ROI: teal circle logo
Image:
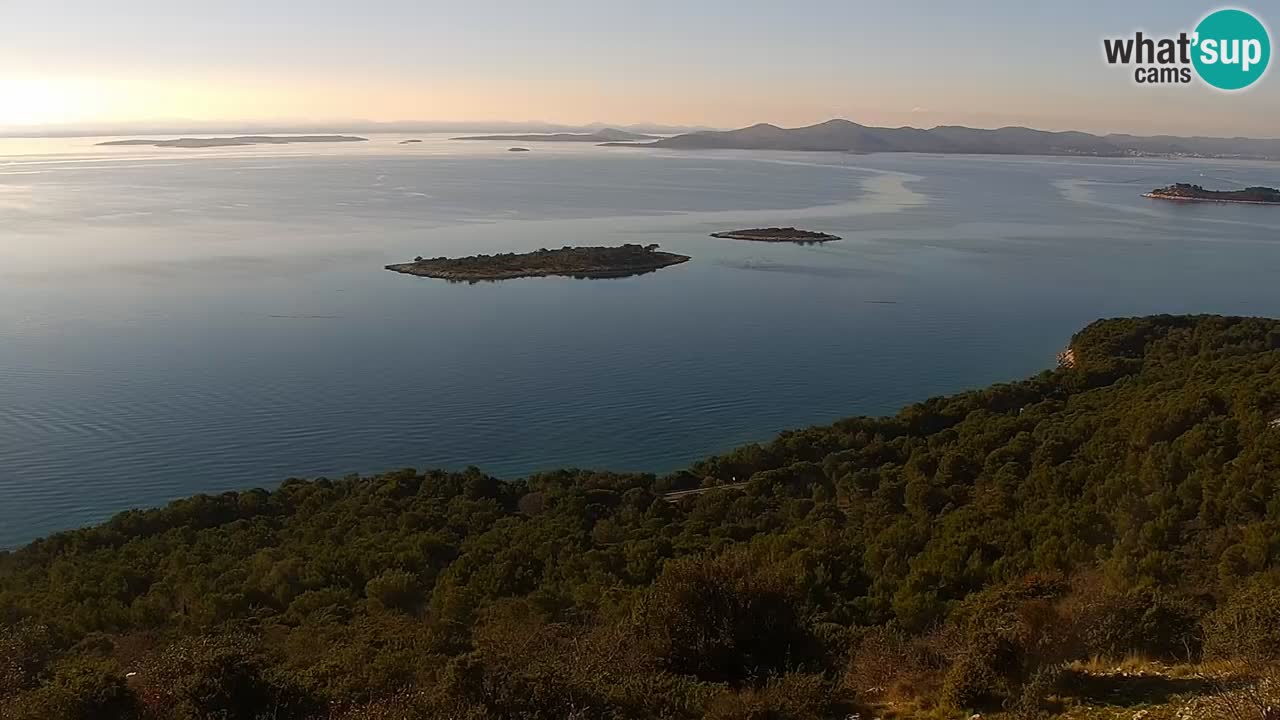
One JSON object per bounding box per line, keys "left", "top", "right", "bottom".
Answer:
{"left": 1193, "top": 9, "right": 1271, "bottom": 90}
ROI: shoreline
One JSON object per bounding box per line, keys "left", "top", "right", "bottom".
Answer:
{"left": 1142, "top": 193, "right": 1280, "bottom": 206}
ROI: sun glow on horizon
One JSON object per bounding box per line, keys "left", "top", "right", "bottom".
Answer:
{"left": 0, "top": 77, "right": 111, "bottom": 127}
{"left": 0, "top": 73, "right": 329, "bottom": 130}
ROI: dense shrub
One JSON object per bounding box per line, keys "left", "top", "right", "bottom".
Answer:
{"left": 3, "top": 657, "right": 141, "bottom": 720}
{"left": 365, "top": 571, "right": 422, "bottom": 614}
{"left": 1005, "top": 666, "right": 1062, "bottom": 720}
{"left": 1204, "top": 576, "right": 1280, "bottom": 662}
{"left": 134, "top": 634, "right": 317, "bottom": 720}
{"left": 939, "top": 577, "right": 1071, "bottom": 712}
{"left": 1073, "top": 588, "right": 1203, "bottom": 661}
{"left": 0, "top": 622, "right": 56, "bottom": 699}
{"left": 634, "top": 550, "right": 821, "bottom": 683}
{"left": 941, "top": 651, "right": 1008, "bottom": 712}
{"left": 843, "top": 625, "right": 943, "bottom": 700}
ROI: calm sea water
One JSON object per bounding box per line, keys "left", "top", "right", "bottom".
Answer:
{"left": 3, "top": 134, "right": 1280, "bottom": 547}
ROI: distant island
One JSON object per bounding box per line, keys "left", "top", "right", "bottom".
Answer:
{"left": 1144, "top": 183, "right": 1280, "bottom": 204}
{"left": 711, "top": 227, "right": 841, "bottom": 244}
{"left": 452, "top": 128, "right": 658, "bottom": 143}
{"left": 508, "top": 147, "right": 531, "bottom": 152}
{"left": 398, "top": 139, "right": 422, "bottom": 144}
{"left": 385, "top": 244, "right": 690, "bottom": 282}
{"left": 97, "top": 135, "right": 368, "bottom": 149}
{"left": 602, "top": 119, "right": 1280, "bottom": 160}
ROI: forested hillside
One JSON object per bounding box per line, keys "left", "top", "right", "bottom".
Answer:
{"left": 5, "top": 314, "right": 1280, "bottom": 719}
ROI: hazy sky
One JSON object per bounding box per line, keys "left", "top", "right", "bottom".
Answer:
{"left": 4, "top": 0, "right": 1277, "bottom": 136}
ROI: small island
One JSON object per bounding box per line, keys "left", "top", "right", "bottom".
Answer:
{"left": 1144, "top": 183, "right": 1280, "bottom": 205}
{"left": 710, "top": 227, "right": 841, "bottom": 244}
{"left": 97, "top": 135, "right": 368, "bottom": 149}
{"left": 398, "top": 139, "right": 423, "bottom": 144}
{"left": 508, "top": 147, "right": 531, "bottom": 152}
{"left": 385, "top": 244, "right": 691, "bottom": 282}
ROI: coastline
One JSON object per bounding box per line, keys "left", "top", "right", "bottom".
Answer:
{"left": 1142, "top": 193, "right": 1280, "bottom": 206}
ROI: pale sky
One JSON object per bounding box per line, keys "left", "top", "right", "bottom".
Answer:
{"left": 3, "top": 0, "right": 1278, "bottom": 136}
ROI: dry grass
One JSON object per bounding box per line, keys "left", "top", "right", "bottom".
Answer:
{"left": 1194, "top": 659, "right": 1280, "bottom": 720}
{"left": 1048, "top": 657, "right": 1280, "bottom": 720}
{"left": 1067, "top": 653, "right": 1163, "bottom": 676}
{"left": 845, "top": 640, "right": 1280, "bottom": 720}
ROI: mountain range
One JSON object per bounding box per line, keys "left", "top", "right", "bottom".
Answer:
{"left": 452, "top": 128, "right": 658, "bottom": 143}
{"left": 615, "top": 119, "right": 1280, "bottom": 160}
{"left": 0, "top": 121, "right": 710, "bottom": 139}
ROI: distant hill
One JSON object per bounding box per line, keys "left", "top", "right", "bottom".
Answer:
{"left": 452, "top": 128, "right": 658, "bottom": 143}
{"left": 4, "top": 121, "right": 714, "bottom": 139}
{"left": 97, "top": 135, "right": 368, "bottom": 148}
{"left": 634, "top": 119, "right": 1280, "bottom": 160}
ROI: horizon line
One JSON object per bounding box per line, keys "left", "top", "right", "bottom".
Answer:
{"left": 5, "top": 118, "right": 1280, "bottom": 143}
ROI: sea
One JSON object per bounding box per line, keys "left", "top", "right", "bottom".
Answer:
{"left": 3, "top": 133, "right": 1280, "bottom": 547}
